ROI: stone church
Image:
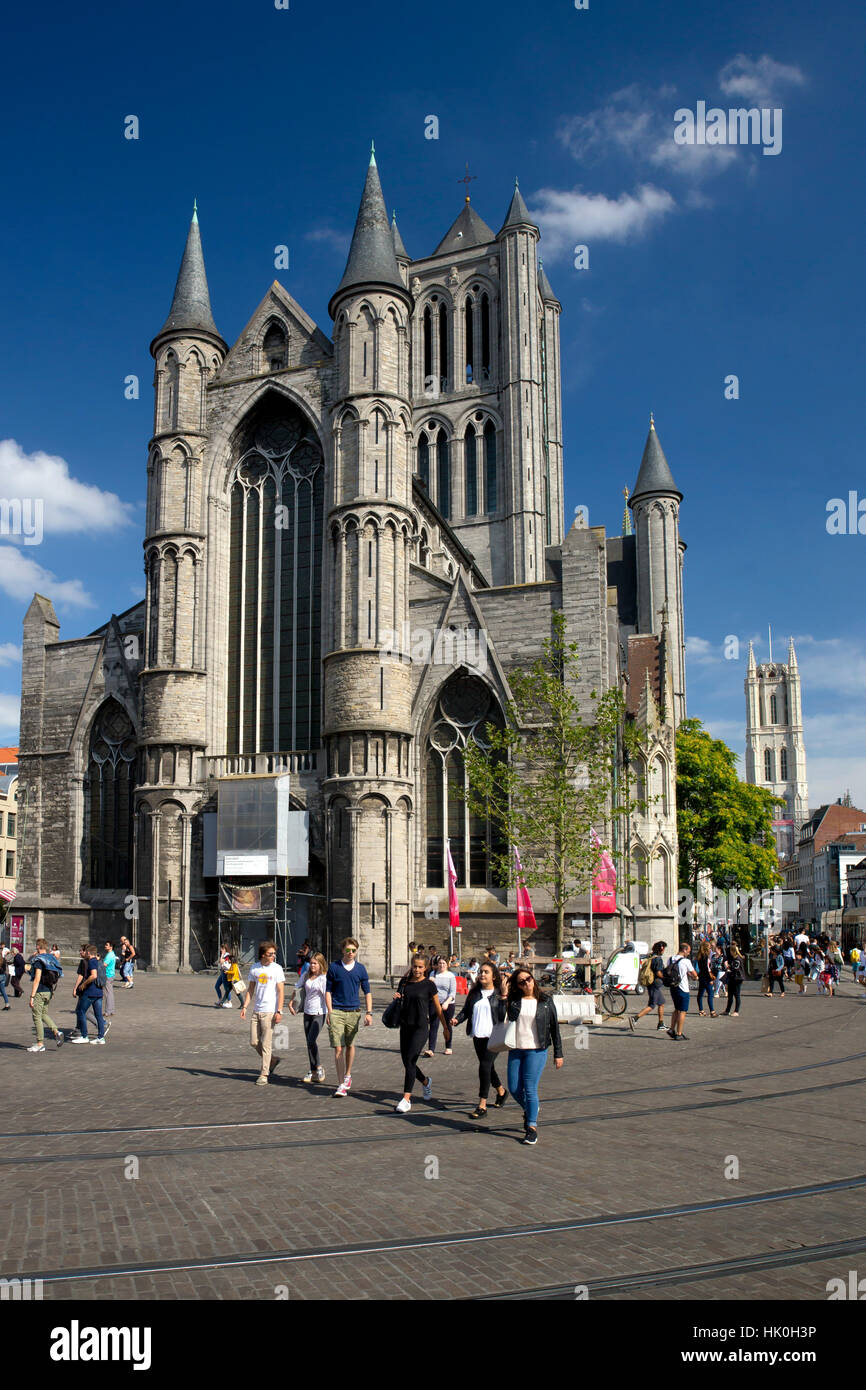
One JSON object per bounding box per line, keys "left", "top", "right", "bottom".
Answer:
{"left": 17, "top": 151, "right": 687, "bottom": 975}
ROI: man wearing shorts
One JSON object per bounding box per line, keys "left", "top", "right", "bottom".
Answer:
{"left": 325, "top": 937, "right": 372, "bottom": 1097}
{"left": 628, "top": 939, "right": 667, "bottom": 1033}
{"left": 667, "top": 942, "right": 697, "bottom": 1041}
{"left": 240, "top": 941, "right": 285, "bottom": 1086}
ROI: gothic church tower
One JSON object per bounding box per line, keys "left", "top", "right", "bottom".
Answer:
{"left": 745, "top": 637, "right": 809, "bottom": 862}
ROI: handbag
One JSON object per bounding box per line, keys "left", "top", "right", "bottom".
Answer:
{"left": 382, "top": 995, "right": 403, "bottom": 1029}
{"left": 487, "top": 1019, "right": 509, "bottom": 1053}
{"left": 232, "top": 979, "right": 246, "bottom": 999}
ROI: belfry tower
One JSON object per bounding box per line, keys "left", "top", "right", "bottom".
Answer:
{"left": 745, "top": 637, "right": 809, "bottom": 862}
{"left": 322, "top": 150, "right": 415, "bottom": 975}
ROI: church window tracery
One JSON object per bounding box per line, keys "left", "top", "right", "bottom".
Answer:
{"left": 764, "top": 748, "right": 774, "bottom": 781}
{"left": 424, "top": 674, "right": 505, "bottom": 889}
{"left": 87, "top": 702, "right": 136, "bottom": 890}
{"left": 780, "top": 747, "right": 788, "bottom": 780}
{"left": 484, "top": 420, "right": 497, "bottom": 512}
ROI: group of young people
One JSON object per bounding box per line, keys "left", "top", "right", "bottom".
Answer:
{"left": 628, "top": 937, "right": 750, "bottom": 1039}
{"left": 6, "top": 935, "right": 137, "bottom": 1051}
{"left": 231, "top": 936, "right": 563, "bottom": 1144}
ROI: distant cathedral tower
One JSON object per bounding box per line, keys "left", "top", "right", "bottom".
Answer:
{"left": 744, "top": 637, "right": 809, "bottom": 861}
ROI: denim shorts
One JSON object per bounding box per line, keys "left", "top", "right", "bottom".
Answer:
{"left": 670, "top": 986, "right": 690, "bottom": 1011}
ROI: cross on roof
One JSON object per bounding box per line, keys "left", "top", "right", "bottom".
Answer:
{"left": 458, "top": 162, "right": 477, "bottom": 192}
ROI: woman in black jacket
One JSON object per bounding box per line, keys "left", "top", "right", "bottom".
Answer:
{"left": 454, "top": 961, "right": 508, "bottom": 1118}
{"left": 506, "top": 968, "right": 563, "bottom": 1145}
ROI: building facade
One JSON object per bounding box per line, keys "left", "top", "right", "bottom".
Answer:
{"left": 16, "top": 154, "right": 687, "bottom": 973}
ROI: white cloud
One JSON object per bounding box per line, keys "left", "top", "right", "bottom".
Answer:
{"left": 0, "top": 439, "right": 135, "bottom": 541}
{"left": 0, "top": 546, "right": 94, "bottom": 609}
{"left": 305, "top": 226, "right": 350, "bottom": 255}
{"left": 0, "top": 643, "right": 21, "bottom": 666}
{"left": 0, "top": 694, "right": 20, "bottom": 734}
{"left": 685, "top": 635, "right": 720, "bottom": 665}
{"left": 530, "top": 184, "right": 675, "bottom": 258}
{"left": 718, "top": 54, "right": 806, "bottom": 107}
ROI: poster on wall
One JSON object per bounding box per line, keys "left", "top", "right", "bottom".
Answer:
{"left": 219, "top": 882, "right": 275, "bottom": 917}
{"left": 9, "top": 914, "right": 24, "bottom": 950}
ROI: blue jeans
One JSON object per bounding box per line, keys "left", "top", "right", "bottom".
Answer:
{"left": 697, "top": 981, "right": 715, "bottom": 1011}
{"left": 215, "top": 971, "right": 231, "bottom": 1002}
{"left": 76, "top": 993, "right": 105, "bottom": 1039}
{"left": 0, "top": 974, "right": 7, "bottom": 1005}
{"left": 507, "top": 1048, "right": 548, "bottom": 1128}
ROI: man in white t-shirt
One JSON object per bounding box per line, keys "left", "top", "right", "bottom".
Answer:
{"left": 240, "top": 941, "right": 285, "bottom": 1086}
{"left": 794, "top": 930, "right": 810, "bottom": 948}
{"left": 667, "top": 942, "right": 697, "bottom": 1041}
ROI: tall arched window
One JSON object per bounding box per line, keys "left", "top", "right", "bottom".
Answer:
{"left": 764, "top": 748, "right": 774, "bottom": 781}
{"left": 464, "top": 426, "right": 477, "bottom": 515}
{"left": 425, "top": 674, "right": 505, "bottom": 889}
{"left": 263, "top": 322, "right": 287, "bottom": 371}
{"left": 465, "top": 297, "right": 474, "bottom": 382}
{"left": 484, "top": 420, "right": 497, "bottom": 512}
{"left": 227, "top": 396, "right": 324, "bottom": 754}
{"left": 436, "top": 430, "right": 450, "bottom": 518}
{"left": 481, "top": 293, "right": 491, "bottom": 377}
{"left": 417, "top": 433, "right": 430, "bottom": 489}
{"left": 633, "top": 848, "right": 649, "bottom": 908}
{"left": 88, "top": 702, "right": 136, "bottom": 890}
{"left": 438, "top": 302, "right": 448, "bottom": 385}
{"left": 769, "top": 693, "right": 778, "bottom": 724}
{"left": 780, "top": 747, "right": 788, "bottom": 780}
{"left": 423, "top": 306, "right": 432, "bottom": 384}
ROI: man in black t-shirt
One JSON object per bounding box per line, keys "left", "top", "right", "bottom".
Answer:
{"left": 628, "top": 940, "right": 668, "bottom": 1033}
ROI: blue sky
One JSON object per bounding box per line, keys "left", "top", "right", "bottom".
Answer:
{"left": 1, "top": 0, "right": 864, "bottom": 806}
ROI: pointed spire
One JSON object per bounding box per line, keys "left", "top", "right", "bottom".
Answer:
{"left": 329, "top": 150, "right": 407, "bottom": 316}
{"left": 391, "top": 209, "right": 410, "bottom": 261}
{"left": 153, "top": 206, "right": 222, "bottom": 348}
{"left": 629, "top": 416, "right": 682, "bottom": 504}
{"left": 537, "top": 258, "right": 560, "bottom": 306}
{"left": 432, "top": 201, "right": 496, "bottom": 257}
{"left": 622, "top": 485, "right": 632, "bottom": 536}
{"left": 747, "top": 640, "right": 756, "bottom": 674}
{"left": 637, "top": 667, "right": 660, "bottom": 731}
{"left": 498, "top": 178, "right": 537, "bottom": 235}
{"left": 787, "top": 636, "right": 798, "bottom": 670}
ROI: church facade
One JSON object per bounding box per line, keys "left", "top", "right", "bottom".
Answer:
{"left": 17, "top": 153, "right": 687, "bottom": 974}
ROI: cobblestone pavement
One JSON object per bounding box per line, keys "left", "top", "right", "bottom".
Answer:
{"left": 1, "top": 974, "right": 864, "bottom": 1301}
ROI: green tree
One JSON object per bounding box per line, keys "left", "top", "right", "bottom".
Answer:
{"left": 676, "top": 717, "right": 781, "bottom": 907}
{"left": 463, "top": 610, "right": 643, "bottom": 966}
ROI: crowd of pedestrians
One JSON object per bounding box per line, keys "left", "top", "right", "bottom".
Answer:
{"left": 0, "top": 935, "right": 136, "bottom": 1052}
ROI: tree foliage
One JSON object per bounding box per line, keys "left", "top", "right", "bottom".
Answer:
{"left": 676, "top": 717, "right": 781, "bottom": 894}
{"left": 463, "top": 610, "right": 642, "bottom": 961}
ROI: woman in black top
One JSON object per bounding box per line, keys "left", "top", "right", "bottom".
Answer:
{"left": 393, "top": 955, "right": 452, "bottom": 1113}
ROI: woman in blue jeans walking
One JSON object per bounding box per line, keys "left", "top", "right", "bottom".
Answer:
{"left": 505, "top": 968, "right": 563, "bottom": 1146}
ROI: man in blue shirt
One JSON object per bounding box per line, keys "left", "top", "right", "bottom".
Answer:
{"left": 325, "top": 937, "right": 373, "bottom": 1097}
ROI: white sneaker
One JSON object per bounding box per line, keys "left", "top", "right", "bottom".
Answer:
{"left": 422, "top": 1077, "right": 433, "bottom": 1100}
{"left": 70, "top": 1036, "right": 89, "bottom": 1044}
{"left": 221, "top": 1001, "right": 233, "bottom": 1009}
{"left": 334, "top": 1082, "right": 348, "bottom": 1097}
{"left": 26, "top": 1043, "right": 45, "bottom": 1053}
{"left": 89, "top": 1037, "right": 106, "bottom": 1045}
{"left": 395, "top": 1098, "right": 411, "bottom": 1113}
{"left": 315, "top": 1066, "right": 326, "bottom": 1082}
{"left": 302, "top": 1071, "right": 313, "bottom": 1083}
{"left": 342, "top": 1073, "right": 352, "bottom": 1091}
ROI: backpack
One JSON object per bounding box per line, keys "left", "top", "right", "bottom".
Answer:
{"left": 95, "top": 959, "right": 108, "bottom": 989}
{"left": 35, "top": 955, "right": 63, "bottom": 994}
{"left": 638, "top": 957, "right": 656, "bottom": 987}
{"left": 662, "top": 956, "right": 681, "bottom": 988}
{"left": 729, "top": 955, "right": 745, "bottom": 981}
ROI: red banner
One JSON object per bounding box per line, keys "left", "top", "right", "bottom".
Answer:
{"left": 446, "top": 841, "right": 460, "bottom": 930}
{"left": 591, "top": 830, "right": 616, "bottom": 914}
{"left": 514, "top": 847, "right": 538, "bottom": 931}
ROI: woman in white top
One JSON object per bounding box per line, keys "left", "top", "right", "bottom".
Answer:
{"left": 289, "top": 951, "right": 328, "bottom": 1083}
{"left": 505, "top": 968, "right": 564, "bottom": 1146}
{"left": 454, "top": 962, "right": 508, "bottom": 1118}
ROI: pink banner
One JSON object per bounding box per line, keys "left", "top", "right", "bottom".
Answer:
{"left": 591, "top": 830, "right": 616, "bottom": 914}
{"left": 446, "top": 841, "right": 460, "bottom": 930}
{"left": 514, "top": 847, "right": 538, "bottom": 931}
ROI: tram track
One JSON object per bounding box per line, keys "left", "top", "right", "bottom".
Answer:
{"left": 11, "top": 1173, "right": 866, "bottom": 1289}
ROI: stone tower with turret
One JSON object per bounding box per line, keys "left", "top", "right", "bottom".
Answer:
{"left": 629, "top": 418, "right": 686, "bottom": 726}
{"left": 745, "top": 637, "right": 809, "bottom": 862}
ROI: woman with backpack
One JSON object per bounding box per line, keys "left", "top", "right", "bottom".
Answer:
{"left": 723, "top": 944, "right": 746, "bottom": 1016}
{"left": 25, "top": 939, "right": 64, "bottom": 1052}
{"left": 70, "top": 944, "right": 107, "bottom": 1044}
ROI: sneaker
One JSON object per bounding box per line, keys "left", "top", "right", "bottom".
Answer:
{"left": 89, "top": 1037, "right": 106, "bottom": 1045}
{"left": 70, "top": 1035, "right": 89, "bottom": 1044}
{"left": 522, "top": 1127, "right": 538, "bottom": 1146}
{"left": 54, "top": 1031, "right": 64, "bottom": 1048}
{"left": 302, "top": 1071, "right": 314, "bottom": 1083}
{"left": 342, "top": 1073, "right": 353, "bottom": 1091}
{"left": 26, "top": 1043, "right": 45, "bottom": 1053}
{"left": 628, "top": 1016, "right": 636, "bottom": 1033}
{"left": 422, "top": 1077, "right": 433, "bottom": 1100}
{"left": 666, "top": 1028, "right": 676, "bottom": 1039}
{"left": 221, "top": 1001, "right": 233, "bottom": 1009}
{"left": 315, "top": 1066, "right": 326, "bottom": 1082}
{"left": 334, "top": 1083, "right": 348, "bottom": 1097}
{"left": 680, "top": 1033, "right": 690, "bottom": 1040}
{"left": 656, "top": 1020, "right": 666, "bottom": 1030}
{"left": 421, "top": 1050, "right": 434, "bottom": 1058}
{"left": 255, "top": 1075, "right": 268, "bottom": 1086}
{"left": 395, "top": 1098, "right": 411, "bottom": 1113}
